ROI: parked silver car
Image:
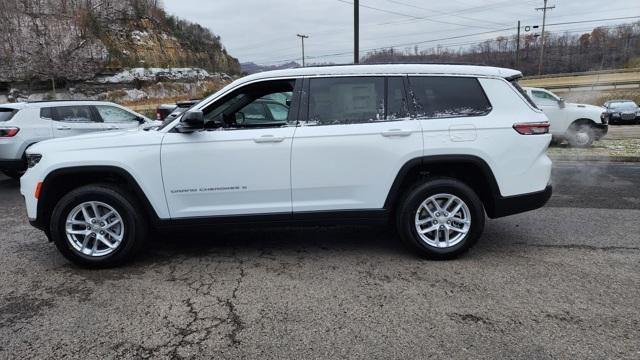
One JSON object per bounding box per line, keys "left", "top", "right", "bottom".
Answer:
{"left": 0, "top": 100, "right": 159, "bottom": 178}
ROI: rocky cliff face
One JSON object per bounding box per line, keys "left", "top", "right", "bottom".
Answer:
{"left": 0, "top": 0, "right": 240, "bottom": 83}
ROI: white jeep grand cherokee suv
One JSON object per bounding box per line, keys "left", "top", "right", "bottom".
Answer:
{"left": 0, "top": 100, "right": 158, "bottom": 178}
{"left": 21, "top": 65, "right": 553, "bottom": 267}
{"left": 523, "top": 87, "right": 607, "bottom": 147}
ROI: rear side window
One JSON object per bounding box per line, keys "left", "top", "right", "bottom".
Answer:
{"left": 306, "top": 76, "right": 408, "bottom": 125}
{"left": 41, "top": 106, "right": 96, "bottom": 123}
{"left": 409, "top": 76, "right": 492, "bottom": 119}
{"left": 0, "top": 108, "right": 17, "bottom": 122}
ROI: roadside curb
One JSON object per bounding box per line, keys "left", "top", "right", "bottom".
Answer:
{"left": 548, "top": 155, "right": 640, "bottom": 162}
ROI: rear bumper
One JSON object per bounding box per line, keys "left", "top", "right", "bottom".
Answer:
{"left": 0, "top": 158, "right": 26, "bottom": 171}
{"left": 489, "top": 185, "right": 552, "bottom": 219}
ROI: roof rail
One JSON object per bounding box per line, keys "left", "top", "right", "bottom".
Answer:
{"left": 26, "top": 99, "right": 99, "bottom": 104}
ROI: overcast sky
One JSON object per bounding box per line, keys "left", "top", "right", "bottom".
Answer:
{"left": 163, "top": 0, "right": 640, "bottom": 65}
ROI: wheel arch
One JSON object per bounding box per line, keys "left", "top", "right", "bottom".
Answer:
{"left": 569, "top": 118, "right": 597, "bottom": 129}
{"left": 36, "top": 166, "right": 160, "bottom": 233}
{"left": 384, "top": 155, "right": 503, "bottom": 218}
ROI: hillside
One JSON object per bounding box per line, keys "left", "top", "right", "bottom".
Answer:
{"left": 0, "top": 0, "right": 240, "bottom": 83}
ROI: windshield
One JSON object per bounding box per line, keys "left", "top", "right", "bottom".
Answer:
{"left": 610, "top": 102, "right": 638, "bottom": 110}
{"left": 0, "top": 108, "right": 17, "bottom": 122}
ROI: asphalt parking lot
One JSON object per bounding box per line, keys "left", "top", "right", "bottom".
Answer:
{"left": 1, "top": 161, "right": 639, "bottom": 359}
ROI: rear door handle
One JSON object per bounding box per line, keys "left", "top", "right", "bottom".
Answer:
{"left": 106, "top": 125, "right": 120, "bottom": 130}
{"left": 253, "top": 135, "right": 286, "bottom": 143}
{"left": 381, "top": 129, "right": 412, "bottom": 137}
{"left": 56, "top": 126, "right": 71, "bottom": 131}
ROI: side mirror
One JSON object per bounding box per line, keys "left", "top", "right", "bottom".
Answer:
{"left": 176, "top": 110, "right": 204, "bottom": 133}
{"left": 235, "top": 112, "right": 245, "bottom": 124}
{"left": 558, "top": 98, "right": 566, "bottom": 109}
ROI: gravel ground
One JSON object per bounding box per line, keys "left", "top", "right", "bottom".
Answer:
{"left": 0, "top": 161, "right": 639, "bottom": 359}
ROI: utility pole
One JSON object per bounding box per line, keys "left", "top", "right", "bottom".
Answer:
{"left": 297, "top": 34, "right": 309, "bottom": 67}
{"left": 515, "top": 20, "right": 521, "bottom": 69}
{"left": 536, "top": 0, "right": 555, "bottom": 75}
{"left": 354, "top": 0, "right": 359, "bottom": 64}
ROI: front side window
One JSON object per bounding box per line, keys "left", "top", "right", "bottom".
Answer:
{"left": 202, "top": 80, "right": 295, "bottom": 129}
{"left": 409, "top": 76, "right": 492, "bottom": 119}
{"left": 531, "top": 90, "right": 559, "bottom": 105}
{"left": 95, "top": 105, "right": 140, "bottom": 123}
{"left": 265, "top": 102, "right": 290, "bottom": 122}
{"left": 49, "top": 106, "right": 95, "bottom": 123}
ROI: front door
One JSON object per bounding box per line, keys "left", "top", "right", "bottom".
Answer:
{"left": 291, "top": 76, "right": 423, "bottom": 212}
{"left": 161, "top": 79, "right": 299, "bottom": 218}
{"left": 530, "top": 89, "right": 566, "bottom": 135}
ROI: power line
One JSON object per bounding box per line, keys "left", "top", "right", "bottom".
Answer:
{"left": 383, "top": 0, "right": 511, "bottom": 27}
{"left": 336, "top": 0, "right": 500, "bottom": 30}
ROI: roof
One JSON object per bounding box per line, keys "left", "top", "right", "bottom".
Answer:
{"left": 241, "top": 64, "right": 522, "bottom": 83}
{"left": 22, "top": 100, "right": 119, "bottom": 108}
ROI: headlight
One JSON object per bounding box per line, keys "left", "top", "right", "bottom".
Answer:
{"left": 26, "top": 154, "right": 42, "bottom": 168}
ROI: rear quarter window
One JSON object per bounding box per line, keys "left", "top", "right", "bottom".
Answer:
{"left": 408, "top": 76, "right": 492, "bottom": 119}
{"left": 0, "top": 108, "right": 17, "bottom": 122}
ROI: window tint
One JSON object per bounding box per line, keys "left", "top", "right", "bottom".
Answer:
{"left": 0, "top": 108, "right": 17, "bottom": 122}
{"left": 409, "top": 77, "right": 492, "bottom": 119}
{"left": 202, "top": 80, "right": 294, "bottom": 129}
{"left": 40, "top": 107, "right": 53, "bottom": 119}
{"left": 308, "top": 77, "right": 385, "bottom": 125}
{"left": 387, "top": 77, "right": 410, "bottom": 120}
{"left": 95, "top": 105, "right": 140, "bottom": 123}
{"left": 50, "top": 106, "right": 95, "bottom": 123}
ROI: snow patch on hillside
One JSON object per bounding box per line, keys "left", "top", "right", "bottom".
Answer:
{"left": 94, "top": 68, "right": 231, "bottom": 84}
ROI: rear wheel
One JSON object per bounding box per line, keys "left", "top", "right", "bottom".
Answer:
{"left": 50, "top": 184, "right": 147, "bottom": 268}
{"left": 396, "top": 178, "right": 485, "bottom": 259}
{"left": 567, "top": 123, "right": 595, "bottom": 148}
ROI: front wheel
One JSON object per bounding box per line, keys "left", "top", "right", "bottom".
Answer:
{"left": 50, "top": 184, "right": 148, "bottom": 268}
{"left": 567, "top": 124, "right": 595, "bottom": 148}
{"left": 396, "top": 178, "right": 485, "bottom": 259}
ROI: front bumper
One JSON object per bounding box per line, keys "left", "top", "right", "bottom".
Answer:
{"left": 592, "top": 123, "right": 608, "bottom": 140}
{"left": 489, "top": 185, "right": 553, "bottom": 219}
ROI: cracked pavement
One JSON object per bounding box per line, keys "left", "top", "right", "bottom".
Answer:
{"left": 1, "top": 161, "right": 639, "bottom": 359}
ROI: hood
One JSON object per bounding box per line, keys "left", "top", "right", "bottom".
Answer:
{"left": 566, "top": 103, "right": 604, "bottom": 112}
{"left": 27, "top": 128, "right": 164, "bottom": 155}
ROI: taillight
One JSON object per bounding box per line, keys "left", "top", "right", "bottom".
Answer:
{"left": 0, "top": 127, "right": 19, "bottom": 137}
{"left": 513, "top": 122, "right": 550, "bottom": 135}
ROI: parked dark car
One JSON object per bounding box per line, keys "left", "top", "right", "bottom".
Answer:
{"left": 603, "top": 100, "right": 640, "bottom": 125}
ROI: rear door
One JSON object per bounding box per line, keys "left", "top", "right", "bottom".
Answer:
{"left": 409, "top": 76, "right": 493, "bottom": 151}
{"left": 93, "top": 104, "right": 143, "bottom": 131}
{"left": 49, "top": 105, "right": 105, "bottom": 137}
{"left": 291, "top": 76, "right": 422, "bottom": 212}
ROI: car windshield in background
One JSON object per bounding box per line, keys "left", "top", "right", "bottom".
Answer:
{"left": 610, "top": 102, "right": 638, "bottom": 110}
{"left": 0, "top": 108, "right": 17, "bottom": 122}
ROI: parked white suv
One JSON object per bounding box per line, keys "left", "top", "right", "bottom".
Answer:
{"left": 523, "top": 87, "right": 607, "bottom": 147}
{"left": 0, "top": 101, "right": 158, "bottom": 178}
{"left": 21, "top": 65, "right": 553, "bottom": 267}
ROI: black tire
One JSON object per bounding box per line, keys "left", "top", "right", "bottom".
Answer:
{"left": 567, "top": 123, "right": 595, "bottom": 148}
{"left": 2, "top": 170, "right": 24, "bottom": 179}
{"left": 50, "top": 184, "right": 148, "bottom": 268}
{"left": 396, "top": 177, "right": 485, "bottom": 260}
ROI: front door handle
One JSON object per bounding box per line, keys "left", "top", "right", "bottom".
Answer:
{"left": 106, "top": 125, "right": 120, "bottom": 130}
{"left": 56, "top": 126, "right": 71, "bottom": 131}
{"left": 381, "top": 129, "right": 412, "bottom": 137}
{"left": 253, "top": 135, "right": 285, "bottom": 143}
